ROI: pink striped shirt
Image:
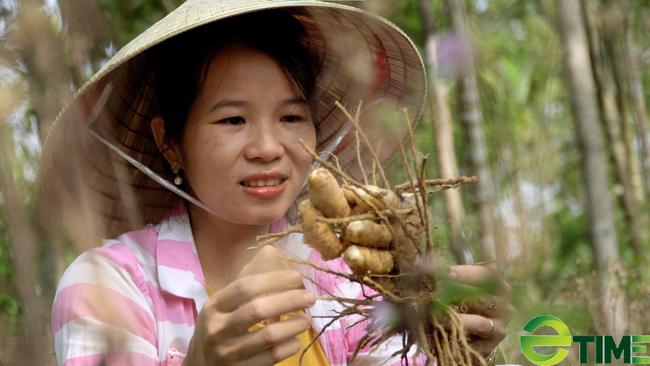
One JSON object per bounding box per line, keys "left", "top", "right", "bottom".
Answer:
{"left": 52, "top": 200, "right": 424, "bottom": 365}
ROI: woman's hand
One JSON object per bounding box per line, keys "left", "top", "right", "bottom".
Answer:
{"left": 183, "top": 246, "right": 316, "bottom": 366}
{"left": 437, "top": 265, "right": 515, "bottom": 360}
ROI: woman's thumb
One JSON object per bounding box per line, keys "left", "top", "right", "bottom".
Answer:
{"left": 238, "top": 245, "right": 287, "bottom": 278}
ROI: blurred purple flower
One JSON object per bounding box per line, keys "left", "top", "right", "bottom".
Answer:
{"left": 369, "top": 301, "right": 400, "bottom": 332}
{"left": 437, "top": 33, "right": 474, "bottom": 77}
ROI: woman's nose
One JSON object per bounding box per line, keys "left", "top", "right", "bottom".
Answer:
{"left": 243, "top": 124, "right": 285, "bottom": 162}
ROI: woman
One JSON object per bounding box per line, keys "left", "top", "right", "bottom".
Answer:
{"left": 44, "top": 1, "right": 514, "bottom": 365}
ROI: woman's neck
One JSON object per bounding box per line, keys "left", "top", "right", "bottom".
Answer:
{"left": 187, "top": 204, "right": 270, "bottom": 292}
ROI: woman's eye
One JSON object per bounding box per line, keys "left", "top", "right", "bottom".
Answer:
{"left": 218, "top": 117, "right": 245, "bottom": 126}
{"left": 281, "top": 115, "right": 303, "bottom": 123}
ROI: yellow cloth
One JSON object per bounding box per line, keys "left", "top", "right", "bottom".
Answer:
{"left": 205, "top": 283, "right": 330, "bottom": 366}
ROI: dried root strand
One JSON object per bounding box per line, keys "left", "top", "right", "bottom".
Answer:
{"left": 449, "top": 309, "right": 487, "bottom": 366}
{"left": 299, "top": 139, "right": 363, "bottom": 189}
{"left": 255, "top": 225, "right": 302, "bottom": 246}
{"left": 299, "top": 316, "right": 341, "bottom": 365}
{"left": 418, "top": 321, "right": 436, "bottom": 362}
{"left": 278, "top": 253, "right": 356, "bottom": 283}
{"left": 335, "top": 100, "right": 389, "bottom": 188}
{"left": 354, "top": 185, "right": 400, "bottom": 212}
{"left": 315, "top": 208, "right": 413, "bottom": 225}
{"left": 395, "top": 176, "right": 479, "bottom": 194}
{"left": 360, "top": 275, "right": 401, "bottom": 303}
{"left": 417, "top": 155, "right": 435, "bottom": 254}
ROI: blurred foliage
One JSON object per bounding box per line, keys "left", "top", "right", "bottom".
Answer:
{"left": 0, "top": 208, "right": 20, "bottom": 332}
{"left": 1, "top": 0, "right": 650, "bottom": 364}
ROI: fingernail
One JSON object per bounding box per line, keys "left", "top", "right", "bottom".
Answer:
{"left": 299, "top": 313, "right": 312, "bottom": 324}
{"left": 448, "top": 270, "right": 458, "bottom": 280}
{"left": 286, "top": 271, "right": 301, "bottom": 285}
{"left": 304, "top": 291, "right": 316, "bottom": 307}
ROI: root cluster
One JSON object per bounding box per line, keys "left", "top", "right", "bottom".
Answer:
{"left": 257, "top": 102, "right": 483, "bottom": 365}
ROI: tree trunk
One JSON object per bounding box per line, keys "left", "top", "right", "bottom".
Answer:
{"left": 581, "top": 0, "right": 645, "bottom": 256}
{"left": 447, "top": 0, "right": 496, "bottom": 262}
{"left": 419, "top": 0, "right": 467, "bottom": 264}
{"left": 622, "top": 8, "right": 650, "bottom": 216}
{"left": 557, "top": 0, "right": 628, "bottom": 338}
{"left": 607, "top": 36, "right": 647, "bottom": 210}
{"left": 0, "top": 106, "right": 51, "bottom": 366}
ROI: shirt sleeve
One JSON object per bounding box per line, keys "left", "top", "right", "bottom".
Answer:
{"left": 52, "top": 245, "right": 160, "bottom": 366}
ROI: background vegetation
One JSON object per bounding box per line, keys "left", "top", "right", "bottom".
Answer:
{"left": 1, "top": 0, "right": 650, "bottom": 364}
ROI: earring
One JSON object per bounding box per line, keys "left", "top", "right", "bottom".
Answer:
{"left": 171, "top": 162, "right": 183, "bottom": 186}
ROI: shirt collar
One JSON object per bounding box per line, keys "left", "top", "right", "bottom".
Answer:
{"left": 156, "top": 200, "right": 208, "bottom": 313}
{"left": 154, "top": 201, "right": 297, "bottom": 314}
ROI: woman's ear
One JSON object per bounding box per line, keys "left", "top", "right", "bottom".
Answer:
{"left": 151, "top": 116, "right": 183, "bottom": 167}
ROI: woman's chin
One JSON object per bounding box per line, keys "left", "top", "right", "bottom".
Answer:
{"left": 249, "top": 214, "right": 287, "bottom": 227}
{"left": 225, "top": 210, "right": 287, "bottom": 228}
{"left": 188, "top": 202, "right": 285, "bottom": 228}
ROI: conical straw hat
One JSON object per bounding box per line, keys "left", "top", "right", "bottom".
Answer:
{"left": 41, "top": 0, "right": 426, "bottom": 238}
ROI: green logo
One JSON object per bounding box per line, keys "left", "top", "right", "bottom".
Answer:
{"left": 521, "top": 315, "right": 572, "bottom": 365}
{"left": 521, "top": 316, "right": 650, "bottom": 365}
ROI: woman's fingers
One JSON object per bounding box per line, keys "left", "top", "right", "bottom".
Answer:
{"left": 448, "top": 265, "right": 510, "bottom": 295}
{"left": 223, "top": 313, "right": 311, "bottom": 360}
{"left": 194, "top": 248, "right": 314, "bottom": 365}
{"left": 434, "top": 265, "right": 514, "bottom": 360}
{"left": 440, "top": 314, "right": 506, "bottom": 342}
{"left": 195, "top": 269, "right": 314, "bottom": 366}
{"left": 230, "top": 289, "right": 316, "bottom": 332}
{"left": 463, "top": 293, "right": 496, "bottom": 314}
{"left": 237, "top": 337, "right": 302, "bottom": 366}
{"left": 462, "top": 314, "right": 497, "bottom": 338}
{"left": 457, "top": 314, "right": 507, "bottom": 358}
{"left": 212, "top": 270, "right": 304, "bottom": 312}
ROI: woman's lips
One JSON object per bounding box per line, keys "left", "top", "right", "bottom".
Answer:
{"left": 240, "top": 177, "right": 287, "bottom": 199}
{"left": 241, "top": 179, "right": 287, "bottom": 198}
{"left": 241, "top": 178, "right": 283, "bottom": 187}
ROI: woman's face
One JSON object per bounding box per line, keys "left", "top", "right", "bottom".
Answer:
{"left": 177, "top": 43, "right": 317, "bottom": 225}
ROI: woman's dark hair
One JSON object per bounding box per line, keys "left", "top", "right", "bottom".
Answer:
{"left": 152, "top": 9, "right": 322, "bottom": 147}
